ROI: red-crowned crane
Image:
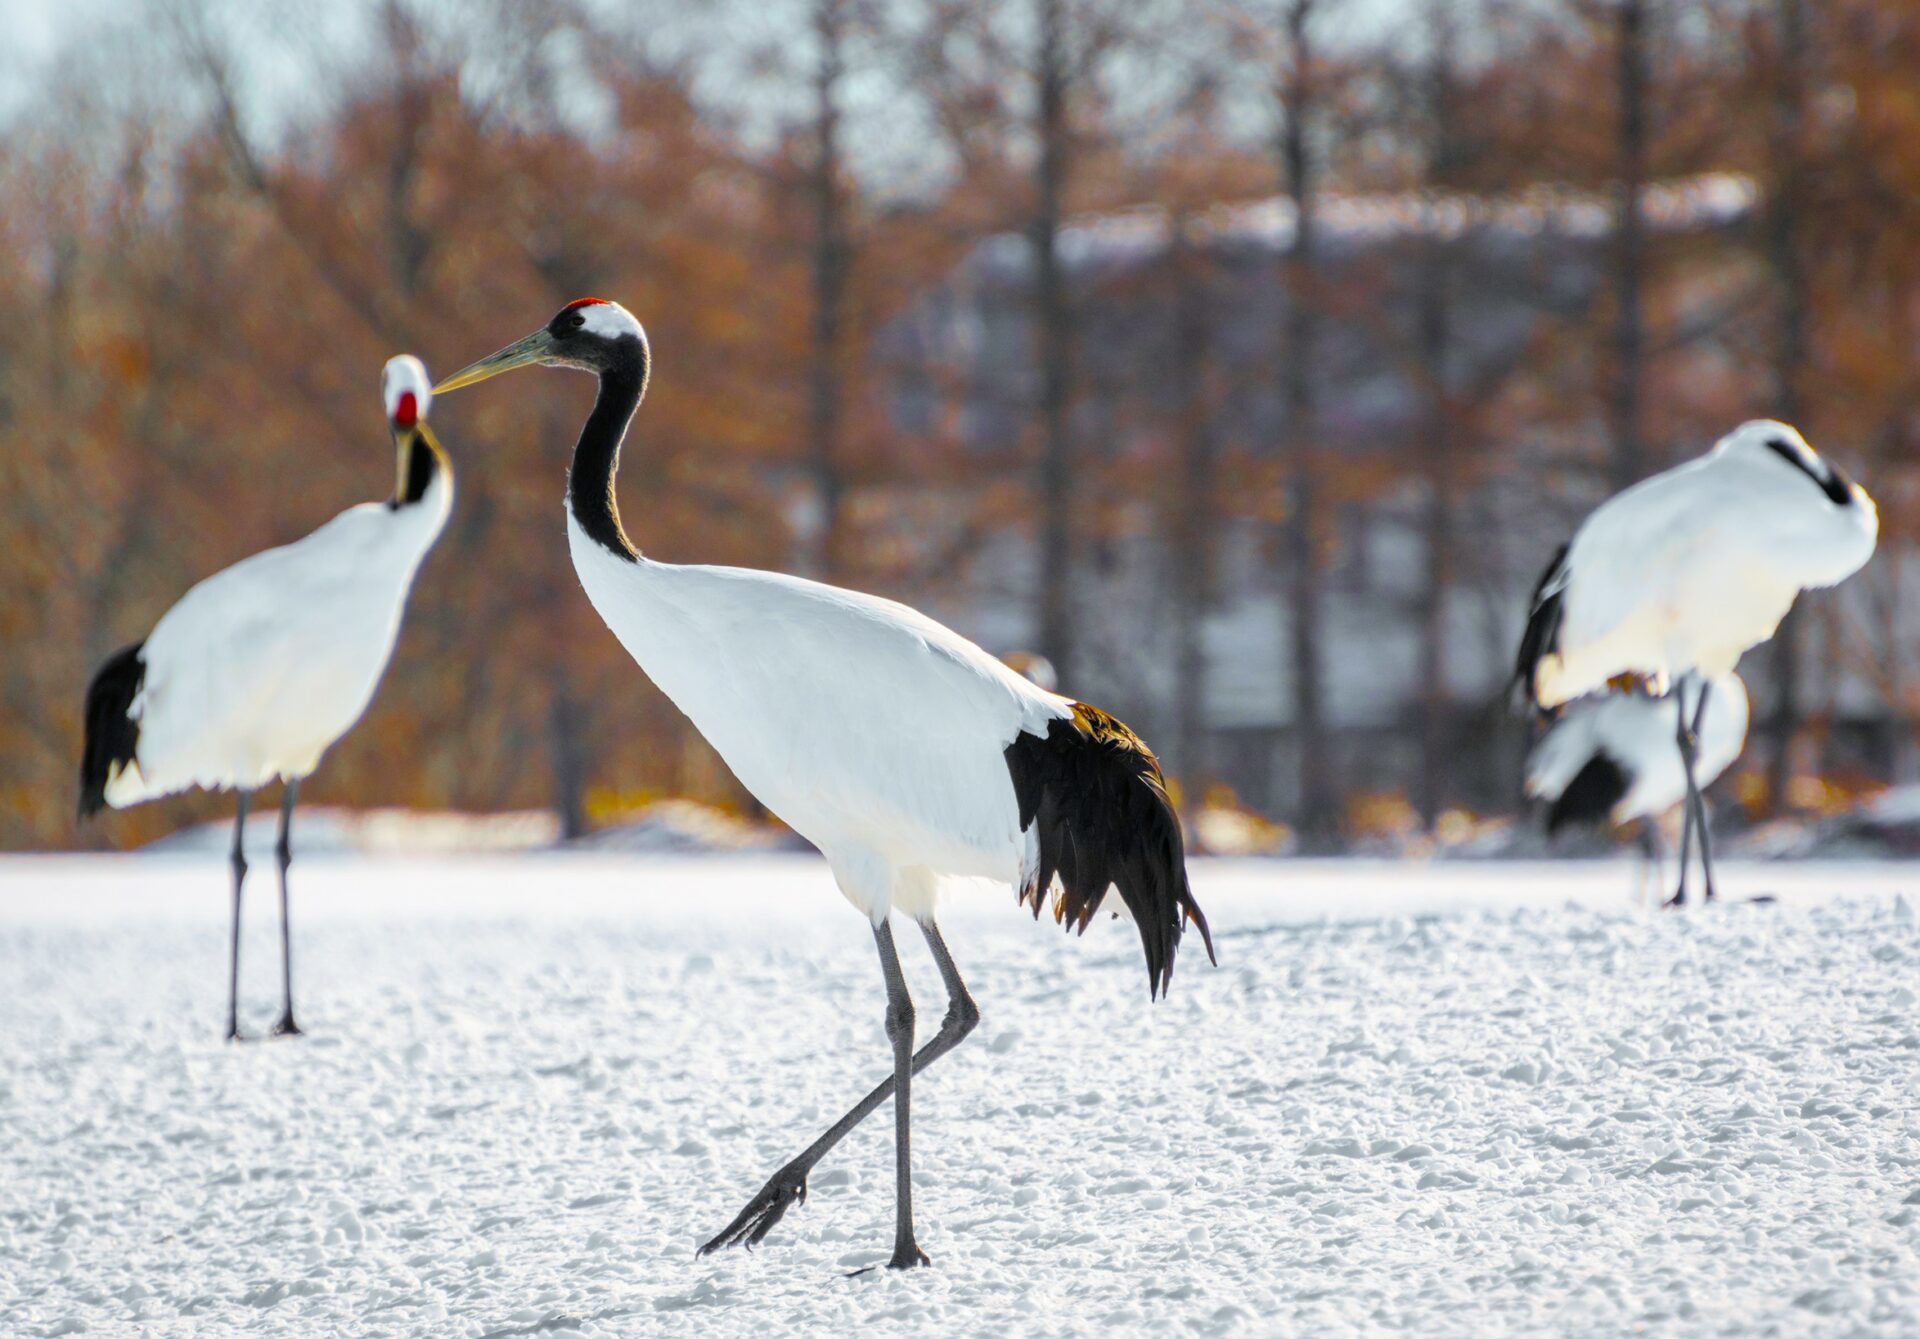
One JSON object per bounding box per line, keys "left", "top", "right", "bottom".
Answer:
{"left": 1516, "top": 420, "right": 1875, "bottom": 903}
{"left": 79, "top": 356, "right": 453, "bottom": 1039}
{"left": 435, "top": 298, "right": 1214, "bottom": 1271}
{"left": 1527, "top": 675, "right": 1750, "bottom": 903}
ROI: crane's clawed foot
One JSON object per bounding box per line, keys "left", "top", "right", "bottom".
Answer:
{"left": 270, "top": 1014, "right": 305, "bottom": 1038}
{"left": 1661, "top": 891, "right": 1686, "bottom": 910}
{"left": 847, "top": 1243, "right": 932, "bottom": 1277}
{"left": 698, "top": 1164, "right": 809, "bottom": 1255}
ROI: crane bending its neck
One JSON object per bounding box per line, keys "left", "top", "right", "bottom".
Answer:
{"left": 569, "top": 343, "right": 650, "bottom": 562}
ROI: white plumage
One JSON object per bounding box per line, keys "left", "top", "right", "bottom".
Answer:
{"left": 1526, "top": 675, "right": 1749, "bottom": 831}
{"left": 1522, "top": 420, "right": 1877, "bottom": 709}
{"left": 1516, "top": 418, "right": 1875, "bottom": 905}
{"left": 437, "top": 297, "right": 1211, "bottom": 1271}
{"left": 567, "top": 530, "right": 1069, "bottom": 920}
{"left": 96, "top": 360, "right": 451, "bottom": 806}
{"left": 80, "top": 355, "right": 451, "bottom": 1038}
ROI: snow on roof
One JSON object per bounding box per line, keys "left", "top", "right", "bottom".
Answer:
{"left": 976, "top": 173, "right": 1759, "bottom": 275}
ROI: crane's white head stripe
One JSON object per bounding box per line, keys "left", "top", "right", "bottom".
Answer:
{"left": 382, "top": 355, "right": 433, "bottom": 426}
{"left": 575, "top": 301, "right": 643, "bottom": 341}
{"left": 1719, "top": 418, "right": 1816, "bottom": 469}
{"left": 1718, "top": 419, "right": 1854, "bottom": 506}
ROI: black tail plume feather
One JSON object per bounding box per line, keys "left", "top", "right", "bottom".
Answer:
{"left": 79, "top": 641, "right": 145, "bottom": 819}
{"left": 1545, "top": 753, "right": 1630, "bottom": 836}
{"left": 1005, "top": 703, "right": 1216, "bottom": 999}
{"left": 1513, "top": 542, "right": 1570, "bottom": 714}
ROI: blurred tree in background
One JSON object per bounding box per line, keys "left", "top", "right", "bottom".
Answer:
{"left": 1, "top": 0, "right": 1913, "bottom": 851}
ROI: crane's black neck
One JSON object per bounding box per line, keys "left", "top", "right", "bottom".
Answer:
{"left": 568, "top": 341, "right": 650, "bottom": 561}
{"left": 1763, "top": 435, "right": 1853, "bottom": 506}
{"left": 389, "top": 427, "right": 446, "bottom": 509}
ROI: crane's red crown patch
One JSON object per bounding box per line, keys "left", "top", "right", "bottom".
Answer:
{"left": 563, "top": 297, "right": 611, "bottom": 312}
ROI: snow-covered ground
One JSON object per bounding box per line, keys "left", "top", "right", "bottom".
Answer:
{"left": 3, "top": 854, "right": 1917, "bottom": 1336}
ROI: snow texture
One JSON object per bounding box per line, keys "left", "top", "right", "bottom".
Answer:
{"left": 2, "top": 854, "right": 1917, "bottom": 1336}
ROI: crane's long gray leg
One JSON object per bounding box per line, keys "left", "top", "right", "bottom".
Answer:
{"left": 226, "top": 791, "right": 251, "bottom": 1042}
{"left": 1689, "top": 687, "right": 1719, "bottom": 903}
{"left": 1665, "top": 677, "right": 1706, "bottom": 909}
{"left": 1636, "top": 821, "right": 1663, "bottom": 906}
{"left": 874, "top": 920, "right": 928, "bottom": 1269}
{"left": 698, "top": 917, "right": 978, "bottom": 1259}
{"left": 271, "top": 781, "right": 303, "bottom": 1037}
{"left": 1668, "top": 785, "right": 1696, "bottom": 909}
{"left": 919, "top": 920, "right": 980, "bottom": 1047}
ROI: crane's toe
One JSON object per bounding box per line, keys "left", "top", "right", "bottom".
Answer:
{"left": 846, "top": 1242, "right": 932, "bottom": 1277}
{"left": 888, "top": 1242, "right": 931, "bottom": 1271}
{"left": 697, "top": 1164, "right": 809, "bottom": 1256}
{"left": 270, "top": 1015, "right": 305, "bottom": 1039}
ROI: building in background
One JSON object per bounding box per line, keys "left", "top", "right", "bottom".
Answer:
{"left": 880, "top": 174, "right": 1904, "bottom": 824}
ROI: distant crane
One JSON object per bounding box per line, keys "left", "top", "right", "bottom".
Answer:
{"left": 79, "top": 356, "right": 453, "bottom": 1039}
{"left": 435, "top": 299, "right": 1214, "bottom": 1271}
{"left": 1516, "top": 420, "right": 1876, "bottom": 903}
{"left": 1526, "top": 675, "right": 1749, "bottom": 904}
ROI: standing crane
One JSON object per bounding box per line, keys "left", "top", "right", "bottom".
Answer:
{"left": 1516, "top": 420, "right": 1876, "bottom": 903}
{"left": 435, "top": 298, "right": 1214, "bottom": 1271}
{"left": 79, "top": 355, "right": 454, "bottom": 1039}
{"left": 1526, "top": 675, "right": 1749, "bottom": 904}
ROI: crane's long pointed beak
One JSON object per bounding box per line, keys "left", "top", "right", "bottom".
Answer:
{"left": 435, "top": 329, "right": 557, "bottom": 393}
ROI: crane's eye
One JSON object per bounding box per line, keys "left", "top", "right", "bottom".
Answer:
{"left": 569, "top": 313, "right": 587, "bottom": 329}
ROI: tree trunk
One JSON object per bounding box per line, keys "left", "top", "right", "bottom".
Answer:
{"left": 1415, "top": 5, "right": 1460, "bottom": 829}
{"left": 1416, "top": 237, "right": 1454, "bottom": 827}
{"left": 1033, "top": 0, "right": 1076, "bottom": 680}
{"left": 1169, "top": 216, "right": 1216, "bottom": 821}
{"left": 548, "top": 677, "right": 588, "bottom": 841}
{"left": 807, "top": 0, "right": 849, "bottom": 582}
{"left": 382, "top": 5, "right": 431, "bottom": 299}
{"left": 1764, "top": 0, "right": 1809, "bottom": 814}
{"left": 1278, "top": 0, "right": 1337, "bottom": 846}
{"left": 1609, "top": 0, "right": 1649, "bottom": 491}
